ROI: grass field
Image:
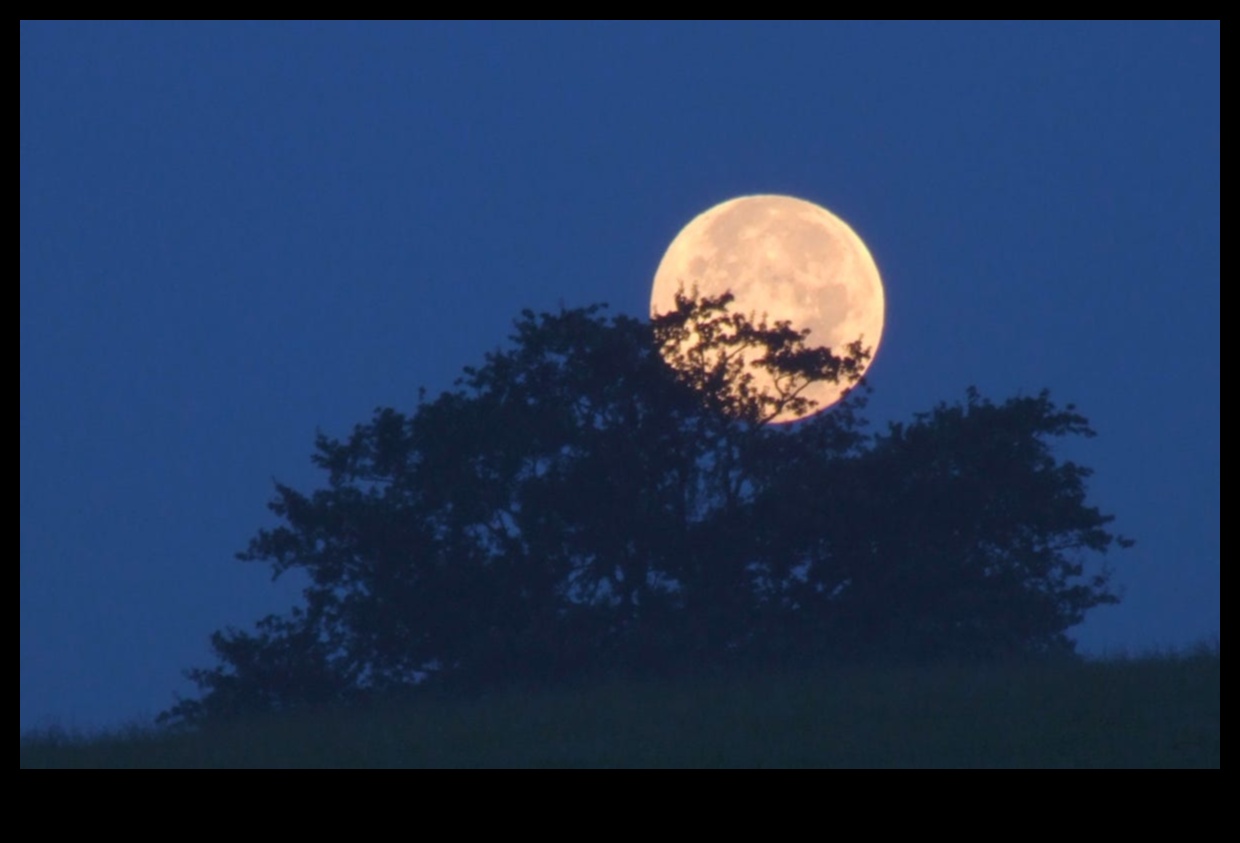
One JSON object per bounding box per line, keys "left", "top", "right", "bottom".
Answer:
{"left": 20, "top": 645, "right": 1219, "bottom": 768}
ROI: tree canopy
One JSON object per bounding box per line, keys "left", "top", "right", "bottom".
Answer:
{"left": 163, "top": 292, "right": 1130, "bottom": 725}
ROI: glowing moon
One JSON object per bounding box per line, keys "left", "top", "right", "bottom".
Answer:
{"left": 650, "top": 194, "right": 885, "bottom": 422}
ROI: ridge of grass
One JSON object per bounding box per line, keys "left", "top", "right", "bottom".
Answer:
{"left": 21, "top": 645, "right": 1219, "bottom": 768}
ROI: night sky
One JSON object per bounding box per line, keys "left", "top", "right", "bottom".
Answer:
{"left": 20, "top": 21, "right": 1219, "bottom": 732}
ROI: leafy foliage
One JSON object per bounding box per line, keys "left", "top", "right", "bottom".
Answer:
{"left": 163, "top": 292, "right": 1129, "bottom": 725}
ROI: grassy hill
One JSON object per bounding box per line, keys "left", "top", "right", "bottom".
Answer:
{"left": 21, "top": 646, "right": 1219, "bottom": 768}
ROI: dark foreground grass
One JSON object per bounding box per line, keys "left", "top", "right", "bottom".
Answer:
{"left": 21, "top": 647, "right": 1219, "bottom": 768}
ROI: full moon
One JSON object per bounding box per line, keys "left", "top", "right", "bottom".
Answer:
{"left": 650, "top": 194, "right": 885, "bottom": 422}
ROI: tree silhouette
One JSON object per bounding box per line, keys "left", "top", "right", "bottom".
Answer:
{"left": 163, "top": 293, "right": 1129, "bottom": 725}
{"left": 744, "top": 387, "right": 1129, "bottom": 665}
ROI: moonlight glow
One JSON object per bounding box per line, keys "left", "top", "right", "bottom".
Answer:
{"left": 650, "top": 194, "right": 885, "bottom": 422}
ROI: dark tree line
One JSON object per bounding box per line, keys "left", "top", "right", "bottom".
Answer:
{"left": 163, "top": 292, "right": 1130, "bottom": 725}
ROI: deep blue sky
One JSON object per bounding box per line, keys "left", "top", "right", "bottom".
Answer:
{"left": 20, "top": 21, "right": 1219, "bottom": 731}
